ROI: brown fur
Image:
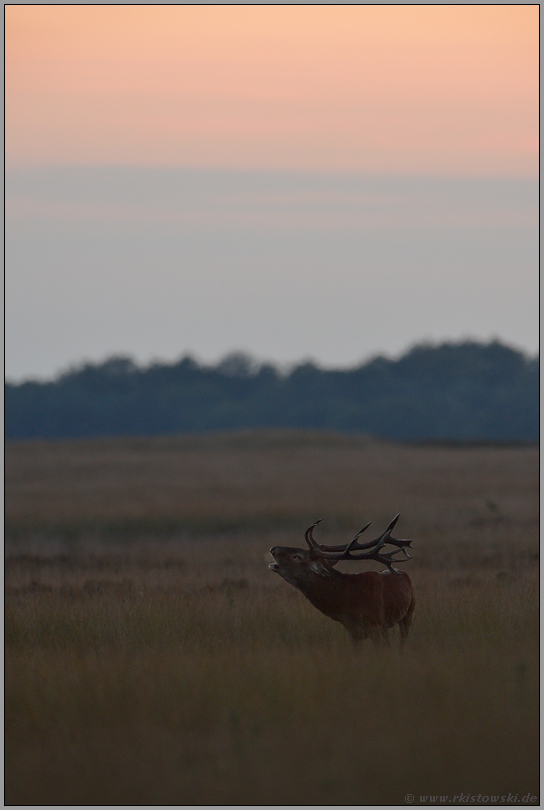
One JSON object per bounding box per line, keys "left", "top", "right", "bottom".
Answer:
{"left": 269, "top": 545, "right": 415, "bottom": 645}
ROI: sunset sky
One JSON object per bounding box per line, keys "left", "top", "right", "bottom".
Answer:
{"left": 5, "top": 5, "right": 539, "bottom": 379}
{"left": 6, "top": 5, "right": 538, "bottom": 174}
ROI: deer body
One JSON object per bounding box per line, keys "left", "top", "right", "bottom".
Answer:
{"left": 269, "top": 515, "right": 415, "bottom": 645}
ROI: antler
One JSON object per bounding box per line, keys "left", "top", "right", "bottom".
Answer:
{"left": 305, "top": 518, "right": 372, "bottom": 551}
{"left": 304, "top": 519, "right": 324, "bottom": 550}
{"left": 317, "top": 521, "right": 373, "bottom": 552}
{"left": 303, "top": 514, "right": 413, "bottom": 575}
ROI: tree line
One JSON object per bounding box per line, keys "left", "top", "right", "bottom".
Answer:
{"left": 5, "top": 340, "right": 538, "bottom": 441}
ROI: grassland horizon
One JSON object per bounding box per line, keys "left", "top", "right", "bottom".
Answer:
{"left": 5, "top": 432, "right": 539, "bottom": 805}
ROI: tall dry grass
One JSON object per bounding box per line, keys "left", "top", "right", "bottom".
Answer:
{"left": 5, "top": 434, "right": 539, "bottom": 805}
{"left": 5, "top": 432, "right": 538, "bottom": 539}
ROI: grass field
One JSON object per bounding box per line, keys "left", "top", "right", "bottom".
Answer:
{"left": 5, "top": 432, "right": 539, "bottom": 805}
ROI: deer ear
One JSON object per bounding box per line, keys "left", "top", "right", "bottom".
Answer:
{"left": 310, "top": 559, "right": 332, "bottom": 577}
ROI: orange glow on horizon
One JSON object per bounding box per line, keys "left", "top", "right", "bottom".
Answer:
{"left": 6, "top": 5, "right": 539, "bottom": 175}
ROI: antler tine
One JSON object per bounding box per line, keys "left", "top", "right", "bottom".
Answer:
{"left": 344, "top": 536, "right": 362, "bottom": 555}
{"left": 304, "top": 519, "right": 323, "bottom": 550}
{"left": 385, "top": 513, "right": 400, "bottom": 533}
{"left": 386, "top": 538, "right": 413, "bottom": 549}
{"left": 351, "top": 522, "right": 372, "bottom": 543}
{"left": 354, "top": 513, "right": 412, "bottom": 552}
{"left": 385, "top": 552, "right": 412, "bottom": 574}
{"left": 388, "top": 564, "right": 404, "bottom": 575}
{"left": 372, "top": 513, "right": 401, "bottom": 551}
{"left": 342, "top": 513, "right": 403, "bottom": 556}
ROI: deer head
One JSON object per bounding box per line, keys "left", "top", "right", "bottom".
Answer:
{"left": 268, "top": 542, "right": 335, "bottom": 588}
{"left": 270, "top": 514, "right": 413, "bottom": 582}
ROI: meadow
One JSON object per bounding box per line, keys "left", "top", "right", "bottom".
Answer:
{"left": 5, "top": 432, "right": 539, "bottom": 805}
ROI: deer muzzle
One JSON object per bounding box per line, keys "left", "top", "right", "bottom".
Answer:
{"left": 269, "top": 547, "right": 280, "bottom": 571}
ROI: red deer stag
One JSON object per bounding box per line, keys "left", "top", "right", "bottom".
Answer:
{"left": 269, "top": 514, "right": 415, "bottom": 646}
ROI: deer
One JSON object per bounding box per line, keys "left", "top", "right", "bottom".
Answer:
{"left": 269, "top": 514, "right": 415, "bottom": 646}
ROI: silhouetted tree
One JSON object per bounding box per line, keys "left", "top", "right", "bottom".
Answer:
{"left": 5, "top": 341, "right": 538, "bottom": 441}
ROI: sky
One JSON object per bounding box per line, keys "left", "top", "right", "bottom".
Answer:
{"left": 5, "top": 5, "right": 539, "bottom": 380}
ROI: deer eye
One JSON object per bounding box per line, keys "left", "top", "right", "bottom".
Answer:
{"left": 292, "top": 554, "right": 303, "bottom": 561}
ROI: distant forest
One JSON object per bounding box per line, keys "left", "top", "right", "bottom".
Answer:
{"left": 5, "top": 341, "right": 538, "bottom": 441}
